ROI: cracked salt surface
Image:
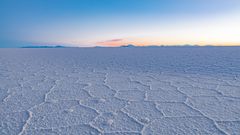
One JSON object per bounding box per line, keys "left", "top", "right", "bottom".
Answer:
{"left": 0, "top": 47, "right": 240, "bottom": 135}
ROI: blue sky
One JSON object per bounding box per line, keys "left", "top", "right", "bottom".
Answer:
{"left": 1, "top": 0, "right": 240, "bottom": 47}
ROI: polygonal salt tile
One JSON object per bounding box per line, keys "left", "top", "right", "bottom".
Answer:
{"left": 216, "top": 121, "right": 240, "bottom": 135}
{"left": 81, "top": 97, "right": 127, "bottom": 113}
{"left": 67, "top": 72, "right": 88, "bottom": 79}
{"left": 0, "top": 111, "right": 29, "bottom": 135}
{"left": 22, "top": 79, "right": 50, "bottom": 91}
{"left": 179, "top": 87, "right": 222, "bottom": 97}
{"left": 147, "top": 89, "right": 187, "bottom": 102}
{"left": 79, "top": 73, "right": 105, "bottom": 85}
{"left": 190, "top": 76, "right": 227, "bottom": 85}
{"left": 143, "top": 117, "right": 226, "bottom": 135}
{"left": 47, "top": 84, "right": 91, "bottom": 101}
{"left": 92, "top": 111, "right": 143, "bottom": 132}
{"left": 24, "top": 124, "right": 100, "bottom": 135}
{"left": 156, "top": 102, "right": 202, "bottom": 117}
{"left": 0, "top": 88, "right": 8, "bottom": 102}
{"left": 190, "top": 82, "right": 217, "bottom": 90}
{"left": 52, "top": 82, "right": 88, "bottom": 92}
{"left": 105, "top": 73, "right": 130, "bottom": 83}
{"left": 130, "top": 75, "right": 155, "bottom": 85}
{"left": 27, "top": 105, "right": 98, "bottom": 129}
{"left": 149, "top": 81, "right": 173, "bottom": 91}
{"left": 153, "top": 74, "right": 192, "bottom": 84}
{"left": 0, "top": 78, "right": 21, "bottom": 89}
{"left": 104, "top": 132, "right": 141, "bottom": 135}
{"left": 225, "top": 79, "right": 240, "bottom": 87}
{"left": 170, "top": 81, "right": 193, "bottom": 88}
{"left": 22, "top": 128, "right": 58, "bottom": 135}
{"left": 0, "top": 89, "right": 46, "bottom": 113}
{"left": 53, "top": 124, "right": 100, "bottom": 135}
{"left": 85, "top": 84, "right": 115, "bottom": 98}
{"left": 30, "top": 100, "right": 79, "bottom": 116}
{"left": 186, "top": 96, "right": 240, "bottom": 121}
{"left": 106, "top": 81, "right": 149, "bottom": 91}
{"left": 217, "top": 85, "right": 240, "bottom": 98}
{"left": 30, "top": 78, "right": 57, "bottom": 92}
{"left": 115, "top": 90, "right": 145, "bottom": 101}
{"left": 123, "top": 101, "right": 163, "bottom": 124}
{"left": 7, "top": 85, "right": 32, "bottom": 94}
{"left": 58, "top": 77, "right": 79, "bottom": 84}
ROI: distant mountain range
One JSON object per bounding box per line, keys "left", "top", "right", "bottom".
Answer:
{"left": 93, "top": 44, "right": 233, "bottom": 48}
{"left": 120, "top": 44, "right": 136, "bottom": 47}
{"left": 21, "top": 45, "right": 66, "bottom": 48}
{"left": 20, "top": 44, "right": 238, "bottom": 48}
{"left": 119, "top": 44, "right": 202, "bottom": 48}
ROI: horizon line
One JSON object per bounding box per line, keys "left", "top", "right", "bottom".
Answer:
{"left": 2, "top": 44, "right": 240, "bottom": 48}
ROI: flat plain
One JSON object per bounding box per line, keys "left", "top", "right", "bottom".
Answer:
{"left": 0, "top": 47, "right": 240, "bottom": 135}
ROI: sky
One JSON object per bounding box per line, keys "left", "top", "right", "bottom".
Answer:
{"left": 0, "top": 0, "right": 240, "bottom": 47}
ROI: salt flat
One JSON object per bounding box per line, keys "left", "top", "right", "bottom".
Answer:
{"left": 0, "top": 47, "right": 240, "bottom": 135}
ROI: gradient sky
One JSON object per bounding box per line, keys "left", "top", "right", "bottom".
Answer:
{"left": 1, "top": 0, "right": 240, "bottom": 47}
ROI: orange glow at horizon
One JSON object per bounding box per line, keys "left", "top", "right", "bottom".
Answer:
{"left": 95, "top": 37, "right": 240, "bottom": 47}
{"left": 96, "top": 41, "right": 240, "bottom": 47}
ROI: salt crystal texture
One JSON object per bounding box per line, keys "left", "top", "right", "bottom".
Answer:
{"left": 0, "top": 47, "right": 240, "bottom": 135}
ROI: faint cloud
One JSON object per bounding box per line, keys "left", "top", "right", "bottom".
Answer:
{"left": 96, "top": 39, "right": 124, "bottom": 46}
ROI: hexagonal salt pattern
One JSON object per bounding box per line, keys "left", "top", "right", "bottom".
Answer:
{"left": 1, "top": 48, "right": 240, "bottom": 135}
